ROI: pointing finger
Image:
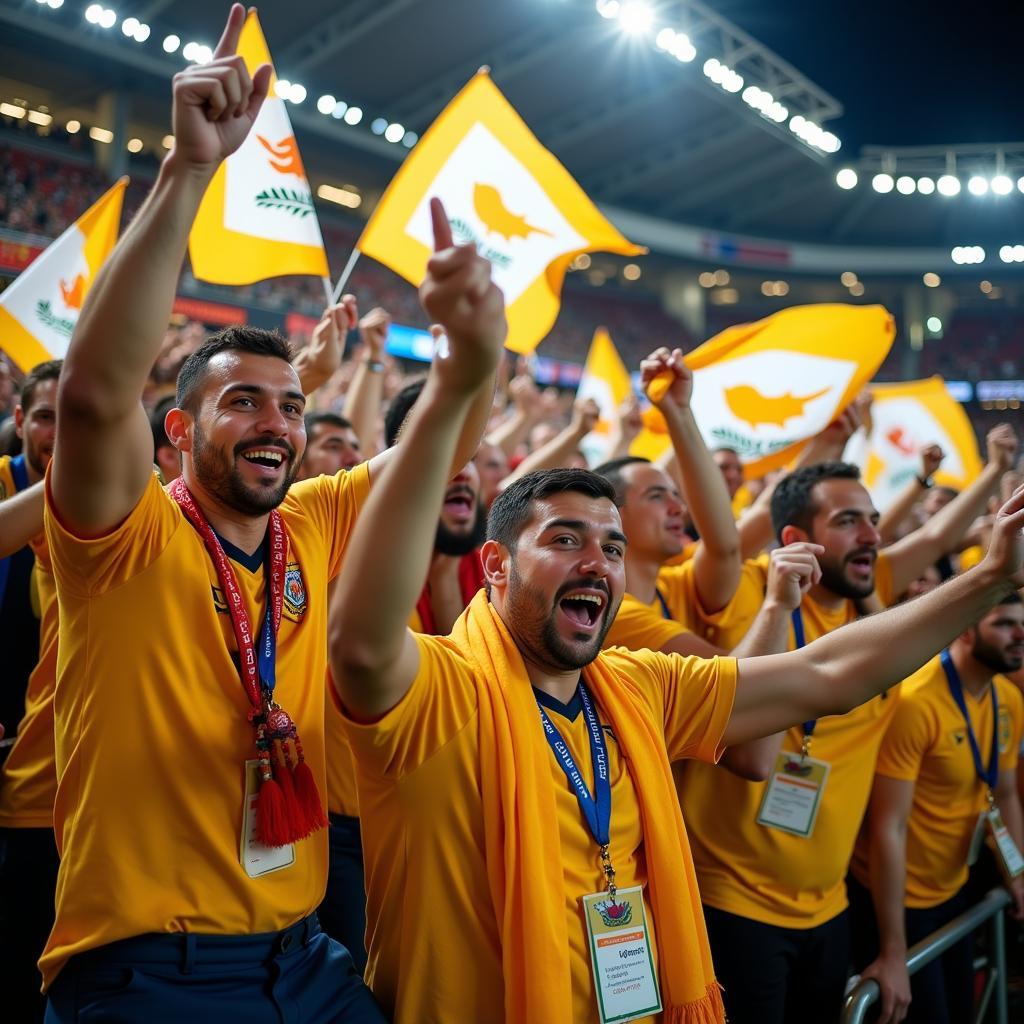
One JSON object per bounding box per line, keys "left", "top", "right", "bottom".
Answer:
{"left": 430, "top": 197, "right": 454, "bottom": 252}
{"left": 213, "top": 2, "right": 246, "bottom": 61}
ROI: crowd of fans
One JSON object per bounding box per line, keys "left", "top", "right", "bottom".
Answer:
{"left": 0, "top": 26, "right": 1023, "bottom": 1023}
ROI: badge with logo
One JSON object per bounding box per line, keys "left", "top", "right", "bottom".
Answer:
{"left": 757, "top": 750, "right": 831, "bottom": 838}
{"left": 283, "top": 563, "right": 307, "bottom": 618}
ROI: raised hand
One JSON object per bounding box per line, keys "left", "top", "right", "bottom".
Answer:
{"left": 419, "top": 198, "right": 506, "bottom": 395}
{"left": 170, "top": 4, "right": 272, "bottom": 171}
{"left": 307, "top": 296, "right": 358, "bottom": 378}
{"left": 919, "top": 443, "right": 944, "bottom": 479}
{"left": 641, "top": 347, "right": 693, "bottom": 413}
{"left": 765, "top": 541, "right": 823, "bottom": 611}
{"left": 358, "top": 306, "right": 391, "bottom": 357}
{"left": 569, "top": 398, "right": 601, "bottom": 438}
{"left": 986, "top": 423, "right": 1018, "bottom": 472}
{"left": 616, "top": 394, "right": 643, "bottom": 444}
{"left": 508, "top": 373, "right": 542, "bottom": 420}
{"left": 981, "top": 482, "right": 1024, "bottom": 585}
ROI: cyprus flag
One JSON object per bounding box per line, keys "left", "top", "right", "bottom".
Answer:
{"left": 685, "top": 304, "right": 895, "bottom": 476}
{"left": 858, "top": 377, "right": 982, "bottom": 511}
{"left": 0, "top": 178, "right": 126, "bottom": 370}
{"left": 188, "top": 10, "right": 328, "bottom": 284}
{"left": 357, "top": 71, "right": 643, "bottom": 355}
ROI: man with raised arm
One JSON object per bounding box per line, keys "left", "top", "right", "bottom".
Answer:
{"left": 329, "top": 285, "right": 1024, "bottom": 1022}
{"left": 41, "top": 6, "right": 492, "bottom": 1020}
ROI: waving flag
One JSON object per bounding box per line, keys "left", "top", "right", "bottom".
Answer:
{"left": 684, "top": 304, "right": 895, "bottom": 475}
{"left": 575, "top": 328, "right": 670, "bottom": 465}
{"left": 357, "top": 70, "right": 643, "bottom": 355}
{"left": 856, "top": 377, "right": 982, "bottom": 510}
{"left": 188, "top": 10, "right": 328, "bottom": 285}
{"left": 0, "top": 178, "right": 126, "bottom": 370}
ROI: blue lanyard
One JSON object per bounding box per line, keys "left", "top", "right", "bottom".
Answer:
{"left": 790, "top": 608, "right": 817, "bottom": 739}
{"left": 257, "top": 544, "right": 277, "bottom": 694}
{"left": 537, "top": 683, "right": 611, "bottom": 849}
{"left": 655, "top": 588, "right": 672, "bottom": 621}
{"left": 940, "top": 648, "right": 998, "bottom": 792}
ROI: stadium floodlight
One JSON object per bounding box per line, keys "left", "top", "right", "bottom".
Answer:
{"left": 84, "top": 3, "right": 102, "bottom": 23}
{"left": 926, "top": 316, "right": 942, "bottom": 333}
{"left": 122, "top": 16, "right": 137, "bottom": 36}
{"left": 1019, "top": 176, "right": 1024, "bottom": 194}
{"left": 331, "top": 101, "right": 348, "bottom": 119}
{"left": 274, "top": 79, "right": 291, "bottom": 98}
{"left": 871, "top": 173, "right": 894, "bottom": 194}
{"left": 820, "top": 132, "right": 840, "bottom": 153}
{"left": 618, "top": 2, "right": 654, "bottom": 34}
{"left": 127, "top": 137, "right": 143, "bottom": 153}
{"left": 46, "top": 0, "right": 64, "bottom": 8}
{"left": 835, "top": 168, "right": 858, "bottom": 190}
{"left": 848, "top": 282, "right": 865, "bottom": 297}
{"left": 384, "top": 122, "right": 405, "bottom": 144}
{"left": 343, "top": 106, "right": 363, "bottom": 125}
{"left": 951, "top": 246, "right": 985, "bottom": 264}
{"left": 317, "top": 94, "right": 335, "bottom": 115}
{"left": 896, "top": 175, "right": 916, "bottom": 195}
{"left": 923, "top": 272, "right": 941, "bottom": 287}
{"left": 672, "top": 34, "right": 695, "bottom": 62}
{"left": 655, "top": 28, "right": 675, "bottom": 50}
{"left": 163, "top": 34, "right": 180, "bottom": 53}
{"left": 991, "top": 174, "right": 1013, "bottom": 196}
{"left": 134, "top": 22, "right": 150, "bottom": 42}
{"left": 722, "top": 69, "right": 744, "bottom": 93}
{"left": 402, "top": 130, "right": 418, "bottom": 148}
{"left": 370, "top": 117, "right": 387, "bottom": 135}
{"left": 98, "top": 7, "right": 116, "bottom": 29}
{"left": 967, "top": 175, "right": 989, "bottom": 196}
{"left": 840, "top": 271, "right": 858, "bottom": 287}
{"left": 595, "top": 0, "right": 620, "bottom": 18}
{"left": 289, "top": 84, "right": 306, "bottom": 104}
{"left": 66, "top": 119, "right": 81, "bottom": 133}
{"left": 937, "top": 174, "right": 960, "bottom": 197}
{"left": 917, "top": 176, "right": 935, "bottom": 195}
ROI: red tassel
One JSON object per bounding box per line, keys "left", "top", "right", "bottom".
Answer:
{"left": 292, "top": 759, "right": 327, "bottom": 835}
{"left": 274, "top": 751, "right": 306, "bottom": 840}
{"left": 256, "top": 776, "right": 291, "bottom": 847}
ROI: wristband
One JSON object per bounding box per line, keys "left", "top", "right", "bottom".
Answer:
{"left": 916, "top": 474, "right": 933, "bottom": 489}
{"left": 364, "top": 359, "right": 385, "bottom": 373}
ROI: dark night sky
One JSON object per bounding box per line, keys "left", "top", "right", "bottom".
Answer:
{"left": 714, "top": 0, "right": 1023, "bottom": 152}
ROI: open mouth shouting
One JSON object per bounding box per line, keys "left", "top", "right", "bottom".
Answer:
{"left": 442, "top": 485, "right": 477, "bottom": 525}
{"left": 846, "top": 549, "right": 876, "bottom": 582}
{"left": 558, "top": 587, "right": 609, "bottom": 634}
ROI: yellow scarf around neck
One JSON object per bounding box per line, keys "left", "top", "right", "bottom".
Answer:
{"left": 452, "top": 591, "right": 724, "bottom": 1024}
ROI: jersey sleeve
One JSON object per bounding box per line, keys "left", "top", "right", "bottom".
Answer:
{"left": 44, "top": 469, "right": 180, "bottom": 597}
{"left": 340, "top": 632, "right": 479, "bottom": 779}
{"left": 285, "top": 461, "right": 371, "bottom": 580}
{"left": 689, "top": 558, "right": 767, "bottom": 651}
{"left": 874, "top": 691, "right": 934, "bottom": 781}
{"left": 606, "top": 648, "right": 737, "bottom": 764}
{"left": 873, "top": 551, "right": 896, "bottom": 608}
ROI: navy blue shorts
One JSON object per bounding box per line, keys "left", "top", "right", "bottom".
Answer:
{"left": 44, "top": 914, "right": 388, "bottom": 1024}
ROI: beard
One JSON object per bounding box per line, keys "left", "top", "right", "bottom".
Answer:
{"left": 818, "top": 549, "right": 876, "bottom": 600}
{"left": 435, "top": 500, "right": 487, "bottom": 556}
{"left": 193, "top": 425, "right": 297, "bottom": 516}
{"left": 505, "top": 562, "right": 616, "bottom": 672}
{"left": 971, "top": 633, "right": 1024, "bottom": 675}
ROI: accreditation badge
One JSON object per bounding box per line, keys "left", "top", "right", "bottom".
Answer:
{"left": 756, "top": 750, "right": 830, "bottom": 838}
{"left": 581, "top": 886, "right": 662, "bottom": 1024}
{"left": 985, "top": 808, "right": 1024, "bottom": 881}
{"left": 240, "top": 759, "right": 296, "bottom": 878}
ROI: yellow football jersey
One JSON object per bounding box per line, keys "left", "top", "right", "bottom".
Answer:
{"left": 40, "top": 464, "right": 370, "bottom": 988}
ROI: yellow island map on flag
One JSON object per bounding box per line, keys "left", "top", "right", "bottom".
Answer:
{"left": 684, "top": 303, "right": 895, "bottom": 475}
{"left": 188, "top": 10, "right": 328, "bottom": 285}
{"left": 0, "top": 177, "right": 126, "bottom": 370}
{"left": 357, "top": 70, "right": 643, "bottom": 355}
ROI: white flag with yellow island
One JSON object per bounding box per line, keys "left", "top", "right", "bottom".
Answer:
{"left": 684, "top": 303, "right": 895, "bottom": 476}
{"left": 188, "top": 9, "right": 328, "bottom": 285}
{"left": 357, "top": 70, "right": 643, "bottom": 355}
{"left": 0, "top": 177, "right": 126, "bottom": 370}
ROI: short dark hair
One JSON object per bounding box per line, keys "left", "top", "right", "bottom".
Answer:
{"left": 175, "top": 327, "right": 293, "bottom": 413}
{"left": 149, "top": 394, "right": 176, "bottom": 452}
{"left": 487, "top": 469, "right": 617, "bottom": 552}
{"left": 994, "top": 590, "right": 1023, "bottom": 608}
{"left": 593, "top": 456, "right": 650, "bottom": 505}
{"left": 770, "top": 461, "right": 862, "bottom": 537}
{"left": 304, "top": 412, "right": 354, "bottom": 437}
{"left": 19, "top": 359, "right": 62, "bottom": 412}
{"left": 711, "top": 446, "right": 739, "bottom": 457}
{"left": 384, "top": 377, "right": 427, "bottom": 448}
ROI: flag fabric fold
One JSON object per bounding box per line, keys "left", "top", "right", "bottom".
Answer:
{"left": 188, "top": 10, "right": 328, "bottom": 285}
{"left": 357, "top": 70, "right": 643, "bottom": 355}
{"left": 0, "top": 177, "right": 127, "bottom": 370}
{"left": 683, "top": 303, "right": 895, "bottom": 476}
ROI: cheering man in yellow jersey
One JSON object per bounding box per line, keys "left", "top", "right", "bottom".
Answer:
{"left": 41, "top": 7, "right": 495, "bottom": 1021}
{"left": 848, "top": 595, "right": 1024, "bottom": 1024}
{"left": 675, "top": 424, "right": 1017, "bottom": 1023}
{"left": 328, "top": 261, "right": 1024, "bottom": 1024}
